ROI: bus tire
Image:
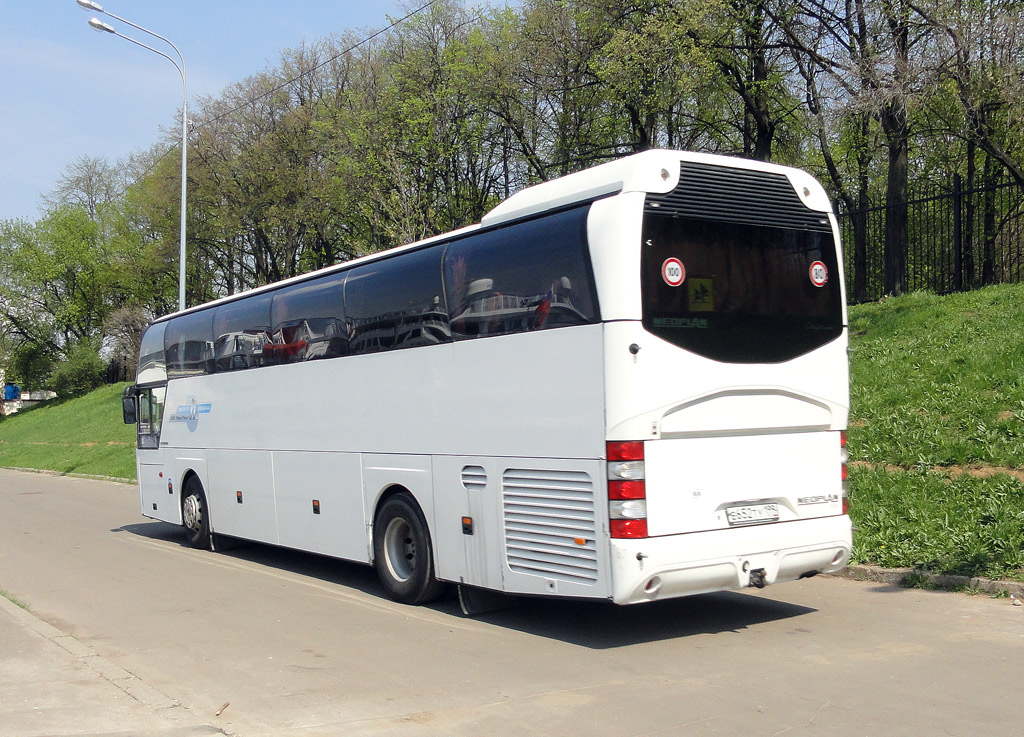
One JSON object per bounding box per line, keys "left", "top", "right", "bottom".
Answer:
{"left": 181, "top": 476, "right": 211, "bottom": 550}
{"left": 373, "top": 492, "right": 445, "bottom": 605}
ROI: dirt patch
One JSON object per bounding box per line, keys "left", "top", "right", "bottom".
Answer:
{"left": 942, "top": 465, "right": 1024, "bottom": 483}
{"left": 852, "top": 460, "right": 1024, "bottom": 483}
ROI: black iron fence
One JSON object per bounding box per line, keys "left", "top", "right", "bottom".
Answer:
{"left": 837, "top": 175, "right": 1024, "bottom": 302}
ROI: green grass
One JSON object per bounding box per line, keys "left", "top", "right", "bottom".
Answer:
{"left": 0, "top": 588, "right": 31, "bottom": 611}
{"left": 848, "top": 285, "right": 1024, "bottom": 468}
{"left": 847, "top": 283, "right": 1024, "bottom": 580}
{"left": 1, "top": 284, "right": 1023, "bottom": 580}
{"left": 850, "top": 466, "right": 1024, "bottom": 579}
{"left": 0, "top": 382, "right": 137, "bottom": 480}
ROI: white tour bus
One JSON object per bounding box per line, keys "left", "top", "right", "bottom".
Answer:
{"left": 122, "top": 149, "right": 852, "bottom": 608}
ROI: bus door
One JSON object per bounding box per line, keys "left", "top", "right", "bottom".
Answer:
{"left": 124, "top": 383, "right": 173, "bottom": 520}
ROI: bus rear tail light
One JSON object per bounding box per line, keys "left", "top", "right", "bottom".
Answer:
{"left": 608, "top": 441, "right": 648, "bottom": 539}
{"left": 840, "top": 431, "right": 850, "bottom": 515}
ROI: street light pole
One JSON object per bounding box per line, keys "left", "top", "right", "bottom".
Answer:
{"left": 78, "top": 1, "right": 189, "bottom": 313}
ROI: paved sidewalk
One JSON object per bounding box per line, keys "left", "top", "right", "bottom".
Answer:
{"left": 0, "top": 594, "right": 221, "bottom": 737}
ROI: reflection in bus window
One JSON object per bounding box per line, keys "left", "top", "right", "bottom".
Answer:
{"left": 345, "top": 246, "right": 451, "bottom": 355}
{"left": 137, "top": 322, "right": 167, "bottom": 385}
{"left": 444, "top": 206, "right": 599, "bottom": 339}
{"left": 164, "top": 310, "right": 214, "bottom": 378}
{"left": 269, "top": 273, "right": 349, "bottom": 364}
{"left": 211, "top": 294, "right": 272, "bottom": 372}
{"left": 137, "top": 386, "right": 165, "bottom": 449}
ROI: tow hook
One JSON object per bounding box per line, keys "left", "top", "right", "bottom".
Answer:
{"left": 749, "top": 568, "right": 767, "bottom": 589}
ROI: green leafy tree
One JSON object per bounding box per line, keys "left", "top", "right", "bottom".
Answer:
{"left": 48, "top": 338, "right": 106, "bottom": 398}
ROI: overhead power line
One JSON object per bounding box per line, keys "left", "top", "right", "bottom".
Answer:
{"left": 113, "top": 0, "right": 442, "bottom": 199}
{"left": 198, "top": 0, "right": 442, "bottom": 131}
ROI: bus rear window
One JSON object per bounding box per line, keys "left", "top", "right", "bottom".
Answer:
{"left": 641, "top": 214, "right": 843, "bottom": 363}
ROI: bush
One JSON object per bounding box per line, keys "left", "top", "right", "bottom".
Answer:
{"left": 5, "top": 342, "right": 55, "bottom": 389}
{"left": 48, "top": 340, "right": 106, "bottom": 398}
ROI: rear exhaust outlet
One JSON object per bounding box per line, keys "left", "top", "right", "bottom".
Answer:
{"left": 748, "top": 568, "right": 767, "bottom": 589}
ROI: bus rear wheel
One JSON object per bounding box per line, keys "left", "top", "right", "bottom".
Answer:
{"left": 373, "top": 493, "right": 445, "bottom": 605}
{"left": 181, "top": 476, "right": 211, "bottom": 550}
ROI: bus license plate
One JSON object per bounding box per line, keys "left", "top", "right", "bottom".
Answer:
{"left": 726, "top": 503, "right": 779, "bottom": 526}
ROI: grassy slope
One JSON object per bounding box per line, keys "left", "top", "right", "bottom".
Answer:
{"left": 848, "top": 284, "right": 1024, "bottom": 578}
{"left": 0, "top": 382, "right": 136, "bottom": 480}
{"left": 1, "top": 285, "right": 1022, "bottom": 578}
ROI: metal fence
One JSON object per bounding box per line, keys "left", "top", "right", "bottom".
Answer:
{"left": 837, "top": 175, "right": 1024, "bottom": 302}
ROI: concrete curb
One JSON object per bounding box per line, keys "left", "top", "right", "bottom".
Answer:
{"left": 829, "top": 564, "right": 1024, "bottom": 599}
{"left": 0, "top": 593, "right": 184, "bottom": 711}
{"left": 0, "top": 464, "right": 134, "bottom": 484}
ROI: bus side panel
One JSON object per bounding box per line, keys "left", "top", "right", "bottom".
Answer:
{"left": 361, "top": 453, "right": 433, "bottom": 558}
{"left": 138, "top": 453, "right": 176, "bottom": 523}
{"left": 443, "top": 326, "right": 605, "bottom": 459}
{"left": 433, "top": 455, "right": 612, "bottom": 599}
{"left": 206, "top": 449, "right": 278, "bottom": 545}
{"left": 168, "top": 452, "right": 207, "bottom": 527}
{"left": 432, "top": 456, "right": 504, "bottom": 590}
{"left": 497, "top": 457, "right": 611, "bottom": 599}
{"left": 274, "top": 451, "right": 367, "bottom": 563}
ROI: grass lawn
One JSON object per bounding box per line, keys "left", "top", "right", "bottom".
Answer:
{"left": 0, "top": 382, "right": 136, "bottom": 480}
{"left": 847, "top": 284, "right": 1024, "bottom": 579}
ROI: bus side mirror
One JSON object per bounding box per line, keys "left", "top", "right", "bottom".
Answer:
{"left": 122, "top": 387, "right": 138, "bottom": 425}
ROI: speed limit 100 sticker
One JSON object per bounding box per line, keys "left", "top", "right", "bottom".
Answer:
{"left": 809, "top": 261, "right": 829, "bottom": 287}
{"left": 662, "top": 258, "right": 686, "bottom": 287}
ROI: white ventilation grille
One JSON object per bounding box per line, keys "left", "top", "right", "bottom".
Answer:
{"left": 461, "top": 465, "right": 487, "bottom": 492}
{"left": 502, "top": 469, "right": 598, "bottom": 583}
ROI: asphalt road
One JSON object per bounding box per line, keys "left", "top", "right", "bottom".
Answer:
{"left": 1, "top": 467, "right": 1022, "bottom": 737}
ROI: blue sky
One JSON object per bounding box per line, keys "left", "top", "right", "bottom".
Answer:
{"left": 0, "top": 0, "right": 412, "bottom": 222}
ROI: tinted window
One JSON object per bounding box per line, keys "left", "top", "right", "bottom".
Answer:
{"left": 444, "top": 206, "right": 599, "bottom": 339}
{"left": 137, "top": 386, "right": 165, "bottom": 449}
{"left": 165, "top": 310, "right": 214, "bottom": 377}
{"left": 212, "top": 294, "right": 272, "bottom": 372}
{"left": 345, "top": 246, "right": 450, "bottom": 355}
{"left": 641, "top": 213, "right": 843, "bottom": 363}
{"left": 269, "top": 272, "right": 349, "bottom": 364}
{"left": 137, "top": 322, "right": 167, "bottom": 385}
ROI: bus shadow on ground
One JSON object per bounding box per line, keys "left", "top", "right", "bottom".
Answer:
{"left": 116, "top": 520, "right": 385, "bottom": 597}
{"left": 475, "top": 591, "right": 817, "bottom": 648}
{"left": 116, "top": 520, "right": 816, "bottom": 648}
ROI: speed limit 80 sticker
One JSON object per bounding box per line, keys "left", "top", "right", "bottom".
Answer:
{"left": 809, "top": 261, "right": 829, "bottom": 287}
{"left": 662, "top": 258, "right": 686, "bottom": 287}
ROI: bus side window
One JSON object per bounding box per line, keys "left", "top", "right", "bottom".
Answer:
{"left": 212, "top": 294, "right": 272, "bottom": 372}
{"left": 269, "top": 271, "right": 349, "bottom": 364}
{"left": 137, "top": 322, "right": 167, "bottom": 385}
{"left": 345, "top": 246, "right": 450, "bottom": 355}
{"left": 444, "top": 205, "right": 599, "bottom": 340}
{"left": 165, "top": 310, "right": 215, "bottom": 378}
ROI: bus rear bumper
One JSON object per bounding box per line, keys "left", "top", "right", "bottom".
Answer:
{"left": 609, "top": 516, "right": 852, "bottom": 605}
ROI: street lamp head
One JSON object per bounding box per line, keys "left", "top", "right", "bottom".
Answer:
{"left": 88, "top": 17, "right": 115, "bottom": 33}
{"left": 76, "top": 0, "right": 104, "bottom": 12}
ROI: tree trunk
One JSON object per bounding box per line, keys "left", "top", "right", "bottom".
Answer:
{"left": 881, "top": 101, "right": 909, "bottom": 296}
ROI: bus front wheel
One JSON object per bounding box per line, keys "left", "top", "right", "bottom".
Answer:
{"left": 373, "top": 493, "right": 445, "bottom": 605}
{"left": 181, "top": 476, "right": 211, "bottom": 550}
